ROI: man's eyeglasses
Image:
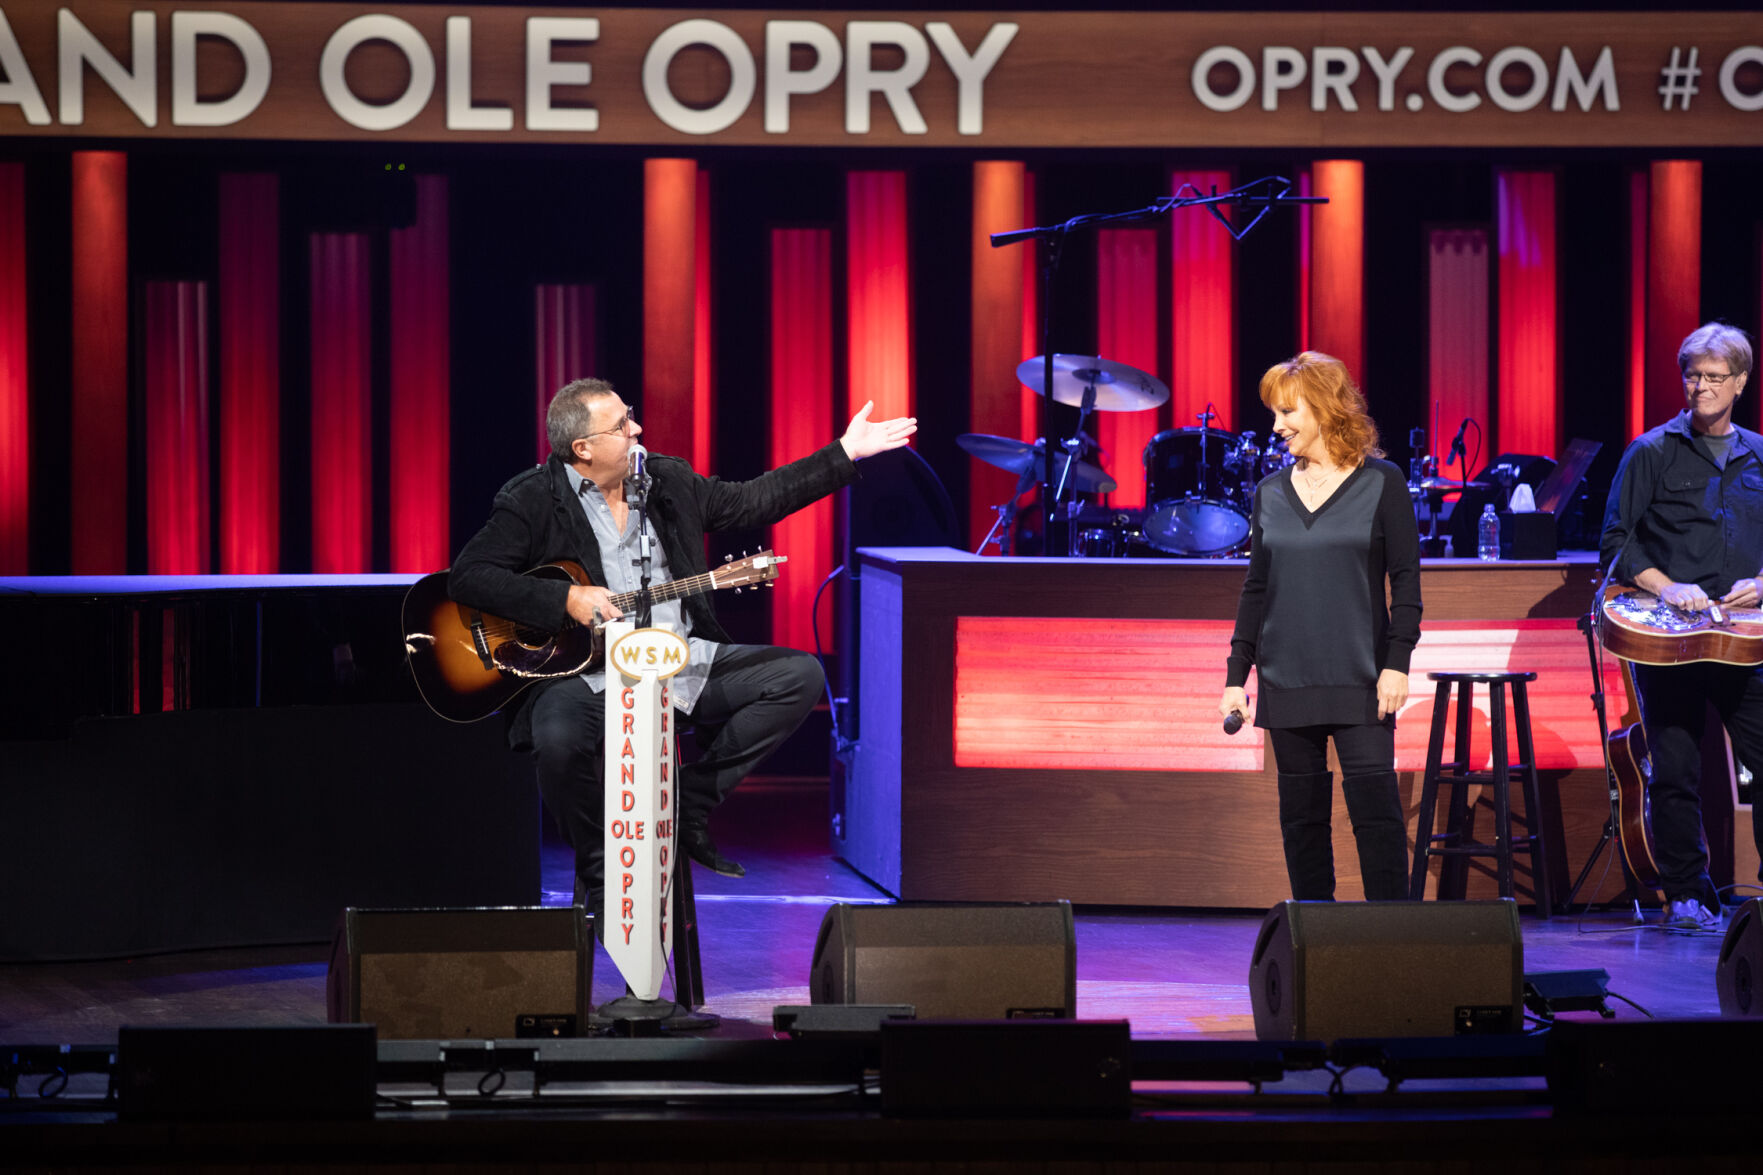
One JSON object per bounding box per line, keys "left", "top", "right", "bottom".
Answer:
{"left": 581, "top": 408, "right": 637, "bottom": 440}
{"left": 1683, "top": 370, "right": 1736, "bottom": 388}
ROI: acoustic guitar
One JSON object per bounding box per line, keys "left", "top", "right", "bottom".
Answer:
{"left": 402, "top": 552, "right": 786, "bottom": 723}
{"left": 1600, "top": 587, "right": 1763, "bottom": 667}
{"left": 1606, "top": 659, "right": 1662, "bottom": 888}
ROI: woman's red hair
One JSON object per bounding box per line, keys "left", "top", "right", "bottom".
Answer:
{"left": 1257, "top": 351, "right": 1382, "bottom": 468}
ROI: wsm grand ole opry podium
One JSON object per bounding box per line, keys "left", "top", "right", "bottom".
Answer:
{"left": 832, "top": 547, "right": 1747, "bottom": 911}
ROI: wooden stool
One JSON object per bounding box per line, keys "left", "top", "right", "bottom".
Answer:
{"left": 1408, "top": 671, "right": 1555, "bottom": 917}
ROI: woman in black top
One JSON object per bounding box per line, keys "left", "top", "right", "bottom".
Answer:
{"left": 1218, "top": 352, "right": 1423, "bottom": 900}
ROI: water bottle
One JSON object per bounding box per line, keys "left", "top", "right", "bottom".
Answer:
{"left": 1477, "top": 503, "right": 1501, "bottom": 562}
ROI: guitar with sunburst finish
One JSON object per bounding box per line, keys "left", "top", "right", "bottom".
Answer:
{"left": 402, "top": 552, "right": 786, "bottom": 722}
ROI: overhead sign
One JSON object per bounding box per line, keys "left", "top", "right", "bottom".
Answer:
{"left": 0, "top": 5, "right": 1757, "bottom": 146}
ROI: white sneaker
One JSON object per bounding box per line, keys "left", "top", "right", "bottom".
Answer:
{"left": 1662, "top": 897, "right": 1722, "bottom": 931}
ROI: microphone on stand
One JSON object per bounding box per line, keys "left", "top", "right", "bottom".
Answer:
{"left": 1445, "top": 419, "right": 1470, "bottom": 468}
{"left": 626, "top": 442, "right": 650, "bottom": 489}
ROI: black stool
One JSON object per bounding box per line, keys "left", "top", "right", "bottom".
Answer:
{"left": 1409, "top": 671, "right": 1555, "bottom": 918}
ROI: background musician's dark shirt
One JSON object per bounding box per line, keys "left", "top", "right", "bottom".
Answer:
{"left": 1600, "top": 411, "right": 1763, "bottom": 595}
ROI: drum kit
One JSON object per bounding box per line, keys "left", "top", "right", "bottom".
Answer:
{"left": 960, "top": 354, "right": 1293, "bottom": 557}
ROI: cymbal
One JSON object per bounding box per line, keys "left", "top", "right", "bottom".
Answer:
{"left": 957, "top": 433, "right": 1118, "bottom": 494}
{"left": 1415, "top": 477, "right": 1468, "bottom": 494}
{"left": 1016, "top": 354, "right": 1170, "bottom": 411}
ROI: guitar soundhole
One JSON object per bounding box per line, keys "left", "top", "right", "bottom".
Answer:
{"left": 513, "top": 624, "right": 550, "bottom": 648}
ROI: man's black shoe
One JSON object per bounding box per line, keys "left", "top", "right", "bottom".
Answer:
{"left": 680, "top": 826, "right": 745, "bottom": 878}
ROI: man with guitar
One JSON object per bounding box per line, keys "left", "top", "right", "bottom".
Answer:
{"left": 449, "top": 378, "right": 916, "bottom": 931}
{"left": 1600, "top": 321, "right": 1762, "bottom": 931}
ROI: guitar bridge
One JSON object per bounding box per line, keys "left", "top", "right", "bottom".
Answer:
{"left": 468, "top": 612, "right": 493, "bottom": 669}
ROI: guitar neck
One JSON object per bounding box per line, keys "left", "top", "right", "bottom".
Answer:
{"left": 606, "top": 568, "right": 721, "bottom": 614}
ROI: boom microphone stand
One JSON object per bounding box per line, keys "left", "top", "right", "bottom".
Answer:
{"left": 990, "top": 175, "right": 1325, "bottom": 556}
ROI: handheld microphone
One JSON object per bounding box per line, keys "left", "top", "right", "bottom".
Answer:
{"left": 1223, "top": 711, "right": 1245, "bottom": 735}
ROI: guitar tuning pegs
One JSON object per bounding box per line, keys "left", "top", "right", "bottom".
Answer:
{"left": 734, "top": 587, "right": 743, "bottom": 595}
{"left": 724, "top": 554, "right": 733, "bottom": 563}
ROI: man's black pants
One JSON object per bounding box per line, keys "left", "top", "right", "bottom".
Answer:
{"left": 1633, "top": 660, "right": 1763, "bottom": 909}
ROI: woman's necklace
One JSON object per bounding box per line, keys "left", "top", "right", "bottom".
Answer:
{"left": 1298, "top": 461, "right": 1340, "bottom": 493}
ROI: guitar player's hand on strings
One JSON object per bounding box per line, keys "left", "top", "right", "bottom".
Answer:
{"left": 1721, "top": 577, "right": 1762, "bottom": 608}
{"left": 567, "top": 584, "right": 623, "bottom": 627}
{"left": 1657, "top": 580, "right": 1712, "bottom": 613}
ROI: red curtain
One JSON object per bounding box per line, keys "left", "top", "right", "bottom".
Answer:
{"left": 1019, "top": 169, "right": 1040, "bottom": 444}
{"left": 693, "top": 167, "right": 715, "bottom": 474}
{"left": 534, "top": 284, "right": 600, "bottom": 463}
{"left": 218, "top": 174, "right": 280, "bottom": 573}
{"left": 1170, "top": 168, "right": 1236, "bottom": 436}
{"left": 1296, "top": 170, "right": 1313, "bottom": 351}
{"left": 846, "top": 171, "right": 913, "bottom": 424}
{"left": 1496, "top": 169, "right": 1560, "bottom": 458}
{"left": 1308, "top": 160, "right": 1365, "bottom": 387}
{"left": 0, "top": 162, "right": 26, "bottom": 573}
{"left": 389, "top": 175, "right": 450, "bottom": 573}
{"left": 969, "top": 160, "right": 1028, "bottom": 548}
{"left": 1627, "top": 170, "right": 1649, "bottom": 441}
{"left": 144, "top": 281, "right": 210, "bottom": 574}
{"left": 309, "top": 232, "right": 373, "bottom": 573}
{"left": 71, "top": 151, "right": 128, "bottom": 572}
{"left": 769, "top": 228, "right": 834, "bottom": 651}
{"left": 1096, "top": 228, "right": 1159, "bottom": 508}
{"left": 1646, "top": 161, "right": 1702, "bottom": 427}
{"left": 1428, "top": 229, "right": 1490, "bottom": 471}
{"left": 643, "top": 159, "right": 698, "bottom": 462}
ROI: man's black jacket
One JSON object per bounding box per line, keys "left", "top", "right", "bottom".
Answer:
{"left": 449, "top": 441, "right": 857, "bottom": 749}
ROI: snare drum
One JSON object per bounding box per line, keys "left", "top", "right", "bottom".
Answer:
{"left": 1141, "top": 428, "right": 1251, "bottom": 555}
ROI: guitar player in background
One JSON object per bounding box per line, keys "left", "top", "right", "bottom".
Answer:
{"left": 450, "top": 377, "right": 916, "bottom": 933}
{"left": 1600, "top": 321, "right": 1763, "bottom": 931}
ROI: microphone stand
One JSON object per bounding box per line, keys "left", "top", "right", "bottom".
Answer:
{"left": 1565, "top": 533, "right": 1649, "bottom": 917}
{"left": 628, "top": 460, "right": 655, "bottom": 629}
{"left": 991, "top": 175, "right": 1326, "bottom": 558}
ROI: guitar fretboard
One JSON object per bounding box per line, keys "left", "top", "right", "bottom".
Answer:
{"left": 606, "top": 567, "right": 723, "bottom": 613}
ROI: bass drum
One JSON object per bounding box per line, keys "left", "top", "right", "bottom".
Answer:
{"left": 1141, "top": 428, "right": 1250, "bottom": 555}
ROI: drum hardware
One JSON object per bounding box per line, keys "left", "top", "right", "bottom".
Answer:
{"left": 1016, "top": 355, "right": 1166, "bottom": 555}
{"left": 959, "top": 433, "right": 1118, "bottom": 555}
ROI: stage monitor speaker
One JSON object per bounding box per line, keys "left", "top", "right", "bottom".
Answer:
{"left": 1717, "top": 897, "right": 1763, "bottom": 1017}
{"left": 326, "top": 906, "right": 592, "bottom": 1039}
{"left": 811, "top": 902, "right": 1075, "bottom": 1020}
{"left": 116, "top": 1025, "right": 376, "bottom": 1121}
{"left": 1249, "top": 899, "right": 1523, "bottom": 1041}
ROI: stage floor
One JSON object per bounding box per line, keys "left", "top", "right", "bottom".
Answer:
{"left": 0, "top": 778, "right": 1735, "bottom": 1044}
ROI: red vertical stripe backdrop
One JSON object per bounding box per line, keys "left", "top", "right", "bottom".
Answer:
{"left": 534, "top": 284, "right": 600, "bottom": 463}
{"left": 1308, "top": 160, "right": 1365, "bottom": 386}
{"left": 144, "top": 281, "right": 210, "bottom": 574}
{"left": 71, "top": 151, "right": 128, "bottom": 572}
{"left": 969, "top": 160, "right": 1028, "bottom": 549}
{"left": 1019, "top": 170, "right": 1040, "bottom": 443}
{"left": 693, "top": 167, "right": 714, "bottom": 474}
{"left": 1170, "top": 168, "right": 1236, "bottom": 436}
{"left": 1627, "top": 170, "right": 1648, "bottom": 441}
{"left": 846, "top": 171, "right": 913, "bottom": 424}
{"left": 309, "top": 232, "right": 373, "bottom": 573}
{"left": 1095, "top": 228, "right": 1159, "bottom": 508}
{"left": 1496, "top": 170, "right": 1560, "bottom": 459}
{"left": 643, "top": 159, "right": 697, "bottom": 461}
{"left": 1427, "top": 230, "right": 1490, "bottom": 472}
{"left": 1647, "top": 161, "right": 1701, "bottom": 427}
{"left": 218, "top": 174, "right": 280, "bottom": 573}
{"left": 1296, "top": 170, "right": 1313, "bottom": 350}
{"left": 0, "top": 162, "right": 26, "bottom": 573}
{"left": 389, "top": 175, "right": 450, "bottom": 573}
{"left": 769, "top": 229, "right": 834, "bottom": 651}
